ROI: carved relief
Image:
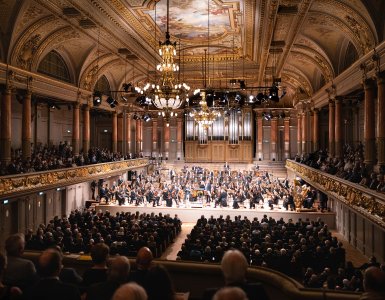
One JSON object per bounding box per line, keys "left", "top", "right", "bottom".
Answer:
{"left": 345, "top": 15, "right": 372, "bottom": 54}
{"left": 17, "top": 34, "right": 41, "bottom": 70}
{"left": 0, "top": 159, "right": 148, "bottom": 198}
{"left": 16, "top": 4, "right": 45, "bottom": 34}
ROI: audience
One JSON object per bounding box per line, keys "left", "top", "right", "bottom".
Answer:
{"left": 86, "top": 256, "right": 130, "bottom": 300}
{"left": 0, "top": 143, "right": 140, "bottom": 176}
{"left": 146, "top": 265, "right": 178, "bottom": 300}
{"left": 27, "top": 248, "right": 81, "bottom": 300}
{"left": 0, "top": 253, "right": 22, "bottom": 300}
{"left": 3, "top": 234, "right": 37, "bottom": 292}
{"left": 25, "top": 210, "right": 180, "bottom": 257}
{"left": 112, "top": 282, "right": 147, "bottom": 300}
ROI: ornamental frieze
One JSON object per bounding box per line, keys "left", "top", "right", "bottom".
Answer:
{"left": 286, "top": 160, "right": 385, "bottom": 228}
{"left": 0, "top": 159, "right": 148, "bottom": 199}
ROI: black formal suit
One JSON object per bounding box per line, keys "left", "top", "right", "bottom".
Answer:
{"left": 26, "top": 277, "right": 81, "bottom": 300}
{"left": 202, "top": 282, "right": 269, "bottom": 300}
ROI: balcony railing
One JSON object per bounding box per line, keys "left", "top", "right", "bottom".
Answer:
{"left": 0, "top": 158, "right": 148, "bottom": 199}
{"left": 286, "top": 160, "right": 385, "bottom": 229}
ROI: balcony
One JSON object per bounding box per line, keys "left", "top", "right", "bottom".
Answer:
{"left": 0, "top": 158, "right": 149, "bottom": 199}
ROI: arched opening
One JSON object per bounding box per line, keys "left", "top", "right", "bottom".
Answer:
{"left": 37, "top": 50, "right": 72, "bottom": 83}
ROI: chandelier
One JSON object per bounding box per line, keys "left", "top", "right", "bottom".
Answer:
{"left": 136, "top": 0, "right": 190, "bottom": 113}
{"left": 190, "top": 91, "right": 221, "bottom": 128}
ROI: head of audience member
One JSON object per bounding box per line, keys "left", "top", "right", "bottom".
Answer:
{"left": 5, "top": 234, "right": 25, "bottom": 257}
{"left": 363, "top": 266, "right": 385, "bottom": 294}
{"left": 136, "top": 247, "right": 154, "bottom": 271}
{"left": 108, "top": 256, "right": 131, "bottom": 283}
{"left": 112, "top": 282, "right": 147, "bottom": 300}
{"left": 221, "top": 250, "right": 249, "bottom": 285}
{"left": 146, "top": 265, "right": 175, "bottom": 300}
{"left": 38, "top": 248, "right": 63, "bottom": 278}
{"left": 90, "top": 243, "right": 109, "bottom": 267}
{"left": 213, "top": 287, "right": 248, "bottom": 300}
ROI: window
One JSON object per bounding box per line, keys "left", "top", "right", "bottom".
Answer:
{"left": 94, "top": 75, "right": 111, "bottom": 96}
{"left": 37, "top": 51, "right": 71, "bottom": 83}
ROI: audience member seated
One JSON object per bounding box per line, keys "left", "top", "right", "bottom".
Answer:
{"left": 86, "top": 256, "right": 130, "bottom": 300}
{"left": 213, "top": 287, "right": 248, "bottom": 300}
{"left": 146, "top": 264, "right": 181, "bottom": 300}
{"left": 360, "top": 266, "right": 385, "bottom": 300}
{"left": 3, "top": 234, "right": 37, "bottom": 292}
{"left": 131, "top": 247, "right": 154, "bottom": 294}
{"left": 27, "top": 248, "right": 81, "bottom": 300}
{"left": 0, "top": 252, "right": 22, "bottom": 300}
{"left": 202, "top": 249, "right": 269, "bottom": 300}
{"left": 82, "top": 243, "right": 109, "bottom": 288}
{"left": 112, "top": 282, "right": 147, "bottom": 300}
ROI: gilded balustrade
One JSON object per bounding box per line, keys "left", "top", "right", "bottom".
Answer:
{"left": 286, "top": 160, "right": 385, "bottom": 228}
{"left": 0, "top": 159, "right": 148, "bottom": 199}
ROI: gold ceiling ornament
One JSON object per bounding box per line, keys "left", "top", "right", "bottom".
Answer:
{"left": 135, "top": 0, "right": 190, "bottom": 115}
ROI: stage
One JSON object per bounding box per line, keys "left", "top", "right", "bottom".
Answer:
{"left": 94, "top": 201, "right": 336, "bottom": 228}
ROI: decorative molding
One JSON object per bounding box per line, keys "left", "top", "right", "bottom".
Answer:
{"left": 0, "top": 159, "right": 148, "bottom": 199}
{"left": 286, "top": 160, "right": 385, "bottom": 228}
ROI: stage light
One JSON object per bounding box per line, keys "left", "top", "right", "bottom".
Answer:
{"left": 143, "top": 114, "right": 151, "bottom": 122}
{"left": 239, "top": 80, "right": 246, "bottom": 90}
{"left": 93, "top": 91, "right": 102, "bottom": 106}
{"left": 122, "top": 83, "right": 132, "bottom": 92}
{"left": 229, "top": 79, "right": 237, "bottom": 86}
{"left": 107, "top": 96, "right": 118, "bottom": 108}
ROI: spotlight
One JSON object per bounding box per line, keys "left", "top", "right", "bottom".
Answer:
{"left": 239, "top": 80, "right": 246, "bottom": 90}
{"left": 248, "top": 95, "right": 255, "bottom": 103}
{"left": 143, "top": 114, "right": 151, "bottom": 122}
{"left": 229, "top": 79, "right": 237, "bottom": 86}
{"left": 107, "top": 96, "right": 118, "bottom": 108}
{"left": 263, "top": 112, "right": 272, "bottom": 121}
{"left": 269, "top": 86, "right": 279, "bottom": 102}
{"left": 93, "top": 91, "right": 102, "bottom": 106}
{"left": 121, "top": 95, "right": 128, "bottom": 102}
{"left": 122, "top": 83, "right": 132, "bottom": 92}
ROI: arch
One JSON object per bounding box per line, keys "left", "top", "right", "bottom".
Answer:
{"left": 94, "top": 75, "right": 111, "bottom": 96}
{"left": 340, "top": 42, "right": 359, "bottom": 74}
{"left": 37, "top": 50, "right": 72, "bottom": 83}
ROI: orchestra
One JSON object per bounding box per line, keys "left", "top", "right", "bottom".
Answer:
{"left": 94, "top": 165, "right": 315, "bottom": 211}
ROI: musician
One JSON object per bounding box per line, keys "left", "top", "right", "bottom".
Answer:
{"left": 99, "top": 184, "right": 110, "bottom": 204}
{"left": 163, "top": 189, "right": 172, "bottom": 207}
{"left": 153, "top": 189, "right": 161, "bottom": 207}
{"left": 283, "top": 194, "right": 295, "bottom": 211}
{"left": 90, "top": 180, "right": 97, "bottom": 200}
{"left": 115, "top": 188, "right": 125, "bottom": 206}
{"left": 217, "top": 189, "right": 227, "bottom": 208}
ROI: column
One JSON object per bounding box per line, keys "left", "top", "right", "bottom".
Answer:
{"left": 177, "top": 118, "right": 183, "bottom": 160}
{"left": 117, "top": 114, "right": 123, "bottom": 153}
{"left": 363, "top": 79, "right": 376, "bottom": 168}
{"left": 376, "top": 72, "right": 385, "bottom": 169}
{"left": 284, "top": 116, "right": 290, "bottom": 159}
{"left": 257, "top": 113, "right": 263, "bottom": 160}
{"left": 82, "top": 103, "right": 90, "bottom": 154}
{"left": 152, "top": 119, "right": 158, "bottom": 158}
{"left": 112, "top": 111, "right": 117, "bottom": 153}
{"left": 71, "top": 102, "right": 80, "bottom": 156}
{"left": 163, "top": 120, "right": 170, "bottom": 159}
{"left": 22, "top": 91, "right": 32, "bottom": 159}
{"left": 136, "top": 119, "right": 141, "bottom": 155}
{"left": 312, "top": 108, "right": 319, "bottom": 152}
{"left": 126, "top": 114, "right": 132, "bottom": 155}
{"left": 334, "top": 97, "right": 343, "bottom": 158}
{"left": 328, "top": 99, "right": 335, "bottom": 157}
{"left": 297, "top": 113, "right": 302, "bottom": 156}
{"left": 0, "top": 89, "right": 12, "bottom": 164}
{"left": 270, "top": 116, "right": 278, "bottom": 160}
{"left": 353, "top": 105, "right": 360, "bottom": 145}
{"left": 302, "top": 110, "right": 311, "bottom": 154}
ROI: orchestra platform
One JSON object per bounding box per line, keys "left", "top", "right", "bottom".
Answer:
{"left": 94, "top": 202, "right": 336, "bottom": 228}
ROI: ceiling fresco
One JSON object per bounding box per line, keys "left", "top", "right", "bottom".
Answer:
{"left": 0, "top": 0, "right": 384, "bottom": 106}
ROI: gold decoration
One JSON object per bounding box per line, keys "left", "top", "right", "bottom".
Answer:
{"left": 0, "top": 159, "right": 148, "bottom": 198}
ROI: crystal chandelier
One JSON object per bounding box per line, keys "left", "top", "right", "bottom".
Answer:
{"left": 136, "top": 0, "right": 190, "bottom": 113}
{"left": 190, "top": 91, "right": 221, "bottom": 128}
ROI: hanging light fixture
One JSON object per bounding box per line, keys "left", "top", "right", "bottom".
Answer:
{"left": 136, "top": 0, "right": 190, "bottom": 115}
{"left": 190, "top": 91, "right": 221, "bottom": 128}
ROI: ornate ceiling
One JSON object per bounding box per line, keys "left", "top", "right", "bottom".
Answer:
{"left": 0, "top": 0, "right": 384, "bottom": 107}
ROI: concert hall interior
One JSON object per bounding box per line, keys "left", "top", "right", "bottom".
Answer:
{"left": 1, "top": 0, "right": 385, "bottom": 299}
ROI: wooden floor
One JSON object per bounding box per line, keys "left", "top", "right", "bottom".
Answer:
{"left": 160, "top": 223, "right": 369, "bottom": 268}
